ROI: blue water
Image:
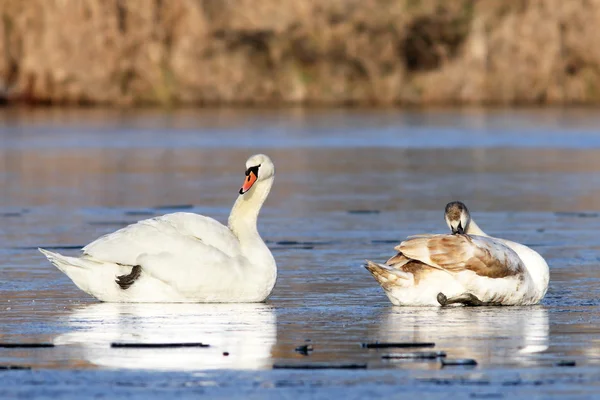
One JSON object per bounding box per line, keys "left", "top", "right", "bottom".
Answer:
{"left": 3, "top": 107, "right": 600, "bottom": 149}
{"left": 1, "top": 107, "right": 600, "bottom": 399}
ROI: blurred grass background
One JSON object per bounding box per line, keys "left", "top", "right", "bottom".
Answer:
{"left": 0, "top": 0, "right": 598, "bottom": 107}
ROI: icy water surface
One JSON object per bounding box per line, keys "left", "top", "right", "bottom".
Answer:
{"left": 1, "top": 108, "right": 600, "bottom": 399}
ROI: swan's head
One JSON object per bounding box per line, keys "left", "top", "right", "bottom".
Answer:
{"left": 239, "top": 154, "right": 275, "bottom": 195}
{"left": 444, "top": 201, "right": 471, "bottom": 235}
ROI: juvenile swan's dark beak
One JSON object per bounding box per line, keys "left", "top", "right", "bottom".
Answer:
{"left": 452, "top": 222, "right": 465, "bottom": 235}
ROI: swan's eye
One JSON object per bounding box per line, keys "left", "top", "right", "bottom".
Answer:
{"left": 245, "top": 164, "right": 260, "bottom": 177}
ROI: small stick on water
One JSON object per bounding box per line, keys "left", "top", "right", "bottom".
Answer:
{"left": 362, "top": 342, "right": 435, "bottom": 349}
{"left": 0, "top": 213, "right": 21, "bottom": 217}
{"left": 111, "top": 342, "right": 209, "bottom": 348}
{"left": 382, "top": 351, "right": 446, "bottom": 360}
{"left": 441, "top": 358, "right": 477, "bottom": 367}
{"left": 295, "top": 344, "right": 314, "bottom": 356}
{"left": 555, "top": 360, "right": 576, "bottom": 367}
{"left": 0, "top": 343, "right": 54, "bottom": 348}
{"left": 15, "top": 246, "right": 83, "bottom": 251}
{"left": 124, "top": 210, "right": 155, "bottom": 216}
{"left": 276, "top": 240, "right": 300, "bottom": 245}
{"left": 153, "top": 204, "right": 194, "bottom": 210}
{"left": 370, "top": 240, "right": 400, "bottom": 244}
{"left": 0, "top": 365, "right": 32, "bottom": 370}
{"left": 273, "top": 363, "right": 367, "bottom": 370}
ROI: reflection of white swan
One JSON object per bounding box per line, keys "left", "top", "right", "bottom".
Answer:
{"left": 376, "top": 306, "right": 548, "bottom": 366}
{"left": 54, "top": 303, "right": 276, "bottom": 370}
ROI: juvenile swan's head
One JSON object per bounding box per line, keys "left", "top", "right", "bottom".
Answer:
{"left": 239, "top": 154, "right": 275, "bottom": 195}
{"left": 444, "top": 201, "right": 471, "bottom": 235}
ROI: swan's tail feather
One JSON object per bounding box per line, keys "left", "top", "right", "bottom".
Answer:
{"left": 364, "top": 260, "right": 414, "bottom": 290}
{"left": 39, "top": 248, "right": 92, "bottom": 273}
{"left": 39, "top": 248, "right": 110, "bottom": 298}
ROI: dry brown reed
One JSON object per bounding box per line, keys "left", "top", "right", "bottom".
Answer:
{"left": 0, "top": 0, "right": 599, "bottom": 106}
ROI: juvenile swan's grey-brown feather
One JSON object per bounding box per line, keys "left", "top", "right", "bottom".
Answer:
{"left": 385, "top": 252, "right": 411, "bottom": 267}
{"left": 398, "top": 235, "right": 524, "bottom": 278}
{"left": 365, "top": 261, "right": 413, "bottom": 291}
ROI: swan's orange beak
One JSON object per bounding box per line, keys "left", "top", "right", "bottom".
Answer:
{"left": 239, "top": 171, "right": 258, "bottom": 194}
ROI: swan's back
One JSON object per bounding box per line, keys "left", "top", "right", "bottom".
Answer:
{"left": 83, "top": 212, "right": 241, "bottom": 265}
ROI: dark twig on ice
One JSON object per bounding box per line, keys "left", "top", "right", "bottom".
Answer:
{"left": 0, "top": 343, "right": 54, "bottom": 348}
{"left": 273, "top": 363, "right": 367, "bottom": 370}
{"left": 382, "top": 351, "right": 446, "bottom": 359}
{"left": 555, "top": 360, "right": 576, "bottom": 367}
{"left": 441, "top": 358, "right": 477, "bottom": 367}
{"left": 295, "top": 344, "right": 314, "bottom": 356}
{"left": 361, "top": 342, "right": 435, "bottom": 349}
{"left": 0, "top": 365, "right": 32, "bottom": 370}
{"left": 111, "top": 342, "right": 209, "bottom": 348}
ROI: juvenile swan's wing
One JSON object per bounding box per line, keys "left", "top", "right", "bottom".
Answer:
{"left": 398, "top": 234, "right": 524, "bottom": 278}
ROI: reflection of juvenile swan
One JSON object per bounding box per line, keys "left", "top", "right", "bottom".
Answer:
{"left": 54, "top": 303, "right": 276, "bottom": 370}
{"left": 376, "top": 306, "right": 548, "bottom": 365}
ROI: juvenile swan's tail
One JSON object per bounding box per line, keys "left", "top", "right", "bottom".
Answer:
{"left": 364, "top": 260, "right": 414, "bottom": 290}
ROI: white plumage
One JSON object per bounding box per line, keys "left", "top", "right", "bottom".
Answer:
{"left": 40, "top": 154, "right": 277, "bottom": 303}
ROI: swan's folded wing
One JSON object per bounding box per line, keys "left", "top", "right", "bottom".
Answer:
{"left": 129, "top": 237, "right": 247, "bottom": 297}
{"left": 83, "top": 212, "right": 240, "bottom": 266}
{"left": 398, "top": 234, "right": 524, "bottom": 278}
{"left": 393, "top": 234, "right": 436, "bottom": 252}
{"left": 385, "top": 252, "right": 411, "bottom": 268}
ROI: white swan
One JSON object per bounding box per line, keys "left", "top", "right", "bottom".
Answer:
{"left": 365, "top": 201, "right": 549, "bottom": 306}
{"left": 40, "top": 154, "right": 277, "bottom": 303}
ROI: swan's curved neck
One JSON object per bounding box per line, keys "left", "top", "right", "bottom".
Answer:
{"left": 228, "top": 177, "right": 273, "bottom": 241}
{"left": 466, "top": 219, "right": 487, "bottom": 236}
